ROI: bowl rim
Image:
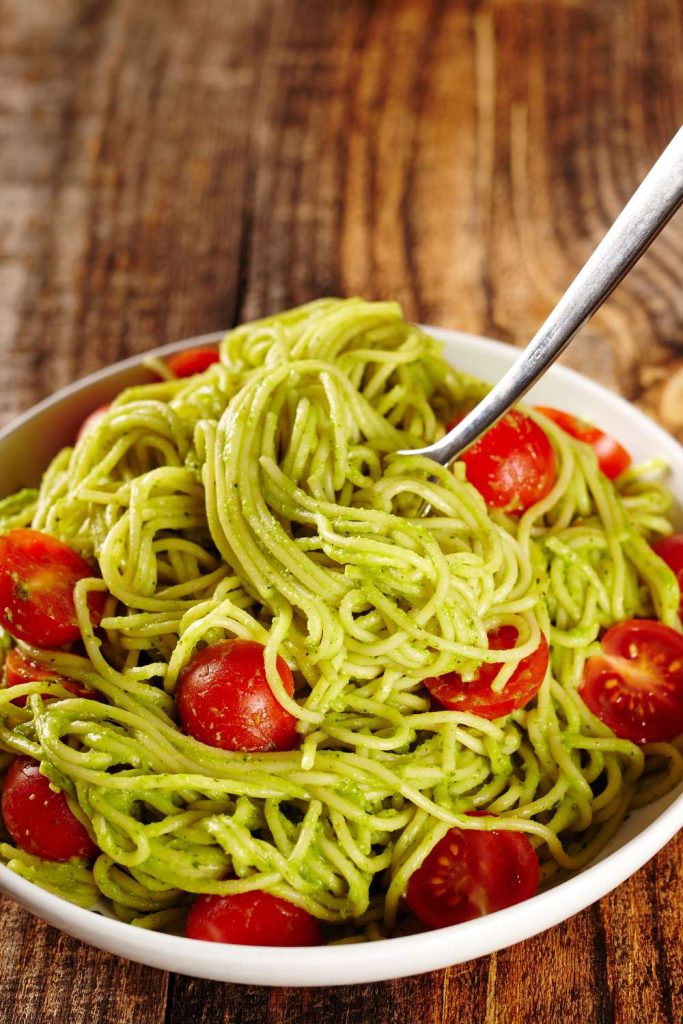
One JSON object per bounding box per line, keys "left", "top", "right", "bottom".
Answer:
{"left": 0, "top": 324, "right": 681, "bottom": 986}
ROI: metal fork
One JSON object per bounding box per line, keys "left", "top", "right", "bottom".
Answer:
{"left": 403, "top": 126, "right": 683, "bottom": 468}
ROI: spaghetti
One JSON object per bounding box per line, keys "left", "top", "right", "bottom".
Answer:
{"left": 0, "top": 298, "right": 681, "bottom": 939}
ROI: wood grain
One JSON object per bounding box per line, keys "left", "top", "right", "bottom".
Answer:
{"left": 0, "top": 1, "right": 681, "bottom": 1022}
{"left": 0, "top": 896, "right": 167, "bottom": 1024}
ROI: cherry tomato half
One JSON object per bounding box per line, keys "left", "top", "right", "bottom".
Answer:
{"left": 1, "top": 756, "right": 98, "bottom": 861}
{"left": 406, "top": 812, "right": 540, "bottom": 929}
{"left": 424, "top": 626, "right": 549, "bottom": 719}
{"left": 580, "top": 619, "right": 683, "bottom": 744}
{"left": 76, "top": 403, "right": 111, "bottom": 442}
{"left": 449, "top": 410, "right": 556, "bottom": 514}
{"left": 167, "top": 347, "right": 220, "bottom": 378}
{"left": 0, "top": 529, "right": 105, "bottom": 647}
{"left": 177, "top": 639, "right": 299, "bottom": 752}
{"left": 3, "top": 649, "right": 98, "bottom": 707}
{"left": 185, "top": 891, "right": 322, "bottom": 946}
{"left": 535, "top": 407, "right": 631, "bottom": 480}
{"left": 653, "top": 534, "right": 683, "bottom": 616}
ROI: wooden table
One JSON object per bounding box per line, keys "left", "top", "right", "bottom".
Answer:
{"left": 1, "top": 1, "right": 681, "bottom": 1021}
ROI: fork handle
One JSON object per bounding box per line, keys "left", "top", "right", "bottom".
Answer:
{"left": 410, "top": 125, "right": 683, "bottom": 466}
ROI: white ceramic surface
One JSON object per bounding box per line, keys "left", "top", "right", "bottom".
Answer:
{"left": 0, "top": 327, "right": 681, "bottom": 986}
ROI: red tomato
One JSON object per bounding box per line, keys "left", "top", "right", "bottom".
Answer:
{"left": 406, "top": 812, "right": 540, "bottom": 929}
{"left": 424, "top": 626, "right": 549, "bottom": 719}
{"left": 167, "top": 347, "right": 220, "bottom": 378}
{"left": 653, "top": 534, "right": 683, "bottom": 615}
{"left": 76, "top": 403, "right": 111, "bottom": 442}
{"left": 0, "top": 529, "right": 105, "bottom": 647}
{"left": 535, "top": 406, "right": 631, "bottom": 479}
{"left": 3, "top": 648, "right": 98, "bottom": 707}
{"left": 449, "top": 410, "right": 556, "bottom": 513}
{"left": 185, "top": 891, "right": 322, "bottom": 946}
{"left": 1, "top": 757, "right": 98, "bottom": 861}
{"left": 177, "top": 639, "right": 299, "bottom": 752}
{"left": 580, "top": 619, "right": 683, "bottom": 744}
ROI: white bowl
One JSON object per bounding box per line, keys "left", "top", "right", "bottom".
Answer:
{"left": 0, "top": 327, "right": 681, "bottom": 986}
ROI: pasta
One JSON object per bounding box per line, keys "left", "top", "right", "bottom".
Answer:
{"left": 0, "top": 297, "right": 681, "bottom": 940}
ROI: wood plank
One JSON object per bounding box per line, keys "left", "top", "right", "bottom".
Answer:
{"left": 166, "top": 964, "right": 474, "bottom": 1024}
{"left": 492, "top": 905, "right": 616, "bottom": 1024}
{"left": 0, "top": 896, "right": 167, "bottom": 1024}
{"left": 0, "top": 0, "right": 268, "bottom": 425}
